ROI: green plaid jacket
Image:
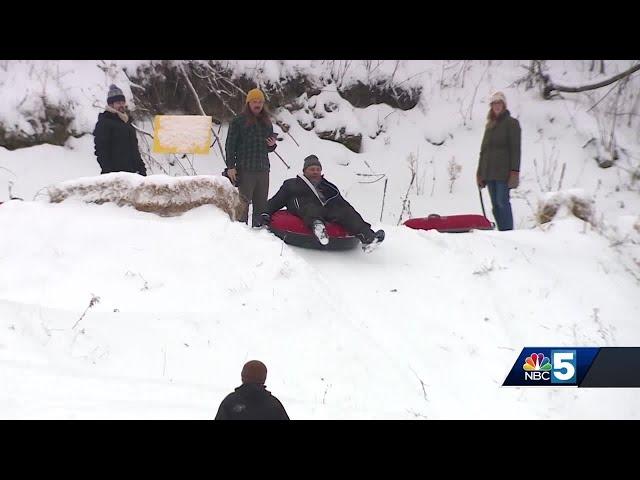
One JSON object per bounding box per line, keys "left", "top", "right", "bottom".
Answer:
{"left": 225, "top": 113, "right": 276, "bottom": 171}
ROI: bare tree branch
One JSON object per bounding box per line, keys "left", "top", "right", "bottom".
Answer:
{"left": 131, "top": 123, "right": 154, "bottom": 138}
{"left": 544, "top": 62, "right": 640, "bottom": 98}
{"left": 179, "top": 63, "right": 206, "bottom": 116}
{"left": 178, "top": 62, "right": 227, "bottom": 163}
{"left": 380, "top": 178, "right": 388, "bottom": 222}
{"left": 0, "top": 165, "right": 17, "bottom": 176}
{"left": 72, "top": 295, "right": 100, "bottom": 330}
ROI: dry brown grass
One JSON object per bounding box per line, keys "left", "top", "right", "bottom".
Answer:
{"left": 47, "top": 174, "right": 243, "bottom": 219}
{"left": 536, "top": 191, "right": 594, "bottom": 224}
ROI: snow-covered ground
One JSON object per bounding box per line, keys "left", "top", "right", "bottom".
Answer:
{"left": 1, "top": 199, "right": 638, "bottom": 419}
{"left": 1, "top": 60, "right": 639, "bottom": 419}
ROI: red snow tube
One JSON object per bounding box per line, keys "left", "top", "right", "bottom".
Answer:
{"left": 404, "top": 214, "right": 494, "bottom": 233}
{"left": 268, "top": 210, "right": 359, "bottom": 250}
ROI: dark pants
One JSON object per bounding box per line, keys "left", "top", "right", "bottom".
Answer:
{"left": 486, "top": 180, "right": 514, "bottom": 231}
{"left": 292, "top": 199, "right": 372, "bottom": 236}
{"left": 238, "top": 170, "right": 269, "bottom": 226}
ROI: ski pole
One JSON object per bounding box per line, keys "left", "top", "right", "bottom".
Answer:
{"left": 479, "top": 186, "right": 488, "bottom": 218}
{"left": 274, "top": 151, "right": 291, "bottom": 169}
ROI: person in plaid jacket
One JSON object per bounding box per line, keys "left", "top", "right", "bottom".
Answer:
{"left": 225, "top": 88, "right": 277, "bottom": 226}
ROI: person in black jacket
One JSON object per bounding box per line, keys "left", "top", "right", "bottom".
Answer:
{"left": 93, "top": 84, "right": 147, "bottom": 176}
{"left": 215, "top": 360, "right": 289, "bottom": 420}
{"left": 261, "top": 155, "right": 385, "bottom": 249}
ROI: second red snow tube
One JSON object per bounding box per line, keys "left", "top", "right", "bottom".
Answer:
{"left": 404, "top": 214, "right": 494, "bottom": 233}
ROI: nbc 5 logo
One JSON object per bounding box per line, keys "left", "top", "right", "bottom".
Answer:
{"left": 523, "top": 350, "right": 577, "bottom": 384}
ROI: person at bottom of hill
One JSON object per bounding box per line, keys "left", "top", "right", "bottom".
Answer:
{"left": 260, "top": 154, "right": 385, "bottom": 249}
{"left": 214, "top": 360, "right": 289, "bottom": 420}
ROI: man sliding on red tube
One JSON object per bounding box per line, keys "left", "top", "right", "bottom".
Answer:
{"left": 260, "top": 154, "right": 385, "bottom": 252}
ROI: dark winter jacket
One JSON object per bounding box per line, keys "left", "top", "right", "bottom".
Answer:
{"left": 266, "top": 175, "right": 342, "bottom": 215}
{"left": 93, "top": 110, "right": 147, "bottom": 175}
{"left": 477, "top": 110, "right": 521, "bottom": 182}
{"left": 225, "top": 113, "right": 276, "bottom": 172}
{"left": 214, "top": 383, "right": 290, "bottom": 420}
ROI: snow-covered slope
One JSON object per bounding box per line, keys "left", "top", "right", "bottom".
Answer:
{"left": 0, "top": 198, "right": 639, "bottom": 419}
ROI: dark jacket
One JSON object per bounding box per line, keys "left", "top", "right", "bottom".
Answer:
{"left": 266, "top": 175, "right": 342, "bottom": 215}
{"left": 93, "top": 111, "right": 147, "bottom": 175}
{"left": 477, "top": 110, "right": 521, "bottom": 182}
{"left": 225, "top": 113, "right": 276, "bottom": 172}
{"left": 214, "top": 383, "right": 290, "bottom": 420}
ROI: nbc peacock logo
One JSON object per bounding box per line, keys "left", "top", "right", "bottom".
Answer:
{"left": 523, "top": 353, "right": 552, "bottom": 381}
{"left": 503, "top": 348, "right": 582, "bottom": 386}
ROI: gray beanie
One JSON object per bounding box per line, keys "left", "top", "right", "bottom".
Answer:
{"left": 107, "top": 84, "right": 125, "bottom": 104}
{"left": 303, "top": 154, "right": 322, "bottom": 171}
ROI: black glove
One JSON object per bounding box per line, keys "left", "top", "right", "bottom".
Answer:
{"left": 222, "top": 168, "right": 237, "bottom": 186}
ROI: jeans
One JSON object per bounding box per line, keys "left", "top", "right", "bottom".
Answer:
{"left": 486, "top": 180, "right": 513, "bottom": 231}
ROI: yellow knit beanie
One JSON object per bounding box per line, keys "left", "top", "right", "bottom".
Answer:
{"left": 246, "top": 88, "right": 265, "bottom": 103}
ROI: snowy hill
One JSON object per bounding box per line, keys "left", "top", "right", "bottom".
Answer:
{"left": 1, "top": 199, "right": 639, "bottom": 419}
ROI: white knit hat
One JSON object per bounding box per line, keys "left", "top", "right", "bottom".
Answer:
{"left": 489, "top": 91, "right": 507, "bottom": 107}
